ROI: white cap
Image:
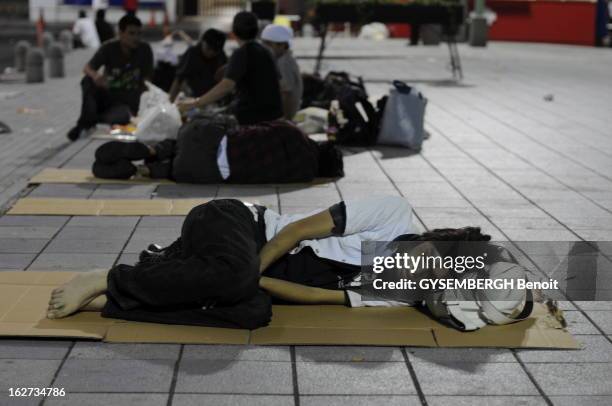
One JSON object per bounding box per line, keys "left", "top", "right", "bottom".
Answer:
{"left": 261, "top": 24, "right": 293, "bottom": 44}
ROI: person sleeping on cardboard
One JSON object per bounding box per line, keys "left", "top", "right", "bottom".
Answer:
{"left": 46, "top": 196, "right": 531, "bottom": 331}
{"left": 92, "top": 119, "right": 343, "bottom": 184}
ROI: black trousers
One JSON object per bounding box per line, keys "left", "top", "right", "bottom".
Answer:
{"left": 101, "top": 200, "right": 272, "bottom": 330}
{"left": 76, "top": 76, "right": 132, "bottom": 129}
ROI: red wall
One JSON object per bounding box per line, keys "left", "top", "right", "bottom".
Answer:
{"left": 487, "top": 1, "right": 597, "bottom": 45}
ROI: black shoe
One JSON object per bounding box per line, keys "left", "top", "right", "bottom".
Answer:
{"left": 95, "top": 141, "right": 151, "bottom": 164}
{"left": 67, "top": 126, "right": 85, "bottom": 141}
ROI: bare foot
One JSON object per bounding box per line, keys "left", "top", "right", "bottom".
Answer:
{"left": 47, "top": 270, "right": 108, "bottom": 319}
{"left": 81, "top": 294, "right": 107, "bottom": 312}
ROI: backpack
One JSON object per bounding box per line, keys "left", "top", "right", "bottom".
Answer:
{"left": 314, "top": 141, "right": 344, "bottom": 178}
{"left": 334, "top": 84, "right": 380, "bottom": 146}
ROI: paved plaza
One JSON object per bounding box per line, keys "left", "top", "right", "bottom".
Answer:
{"left": 0, "top": 38, "right": 611, "bottom": 405}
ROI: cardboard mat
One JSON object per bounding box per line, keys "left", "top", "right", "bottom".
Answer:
{"left": 0, "top": 271, "right": 579, "bottom": 348}
{"left": 6, "top": 198, "right": 211, "bottom": 216}
{"left": 29, "top": 168, "right": 334, "bottom": 187}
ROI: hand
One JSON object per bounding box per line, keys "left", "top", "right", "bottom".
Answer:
{"left": 176, "top": 97, "right": 198, "bottom": 114}
{"left": 93, "top": 73, "right": 107, "bottom": 88}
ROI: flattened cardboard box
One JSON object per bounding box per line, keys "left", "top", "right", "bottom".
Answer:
{"left": 6, "top": 198, "right": 211, "bottom": 216}
{"left": 29, "top": 168, "right": 334, "bottom": 187}
{"left": 0, "top": 272, "right": 579, "bottom": 348}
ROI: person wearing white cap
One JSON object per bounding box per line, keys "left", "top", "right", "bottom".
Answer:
{"left": 261, "top": 24, "right": 303, "bottom": 120}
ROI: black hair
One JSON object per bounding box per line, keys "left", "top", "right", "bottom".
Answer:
{"left": 201, "top": 28, "right": 227, "bottom": 52}
{"left": 78, "top": 10, "right": 86, "bottom": 18}
{"left": 119, "top": 14, "right": 142, "bottom": 32}
{"left": 232, "top": 11, "right": 259, "bottom": 40}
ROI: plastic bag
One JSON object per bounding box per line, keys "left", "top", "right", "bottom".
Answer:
{"left": 377, "top": 81, "right": 427, "bottom": 150}
{"left": 135, "top": 81, "right": 182, "bottom": 141}
{"left": 294, "top": 107, "right": 328, "bottom": 134}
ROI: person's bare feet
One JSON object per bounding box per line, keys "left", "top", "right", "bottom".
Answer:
{"left": 47, "top": 270, "right": 109, "bottom": 319}
{"left": 81, "top": 294, "right": 107, "bottom": 312}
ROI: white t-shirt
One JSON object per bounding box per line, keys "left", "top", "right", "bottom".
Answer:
{"left": 73, "top": 18, "right": 101, "bottom": 49}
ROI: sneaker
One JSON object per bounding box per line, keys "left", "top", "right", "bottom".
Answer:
{"left": 67, "top": 126, "right": 86, "bottom": 141}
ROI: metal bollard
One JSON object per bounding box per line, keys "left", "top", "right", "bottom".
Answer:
{"left": 25, "top": 48, "right": 45, "bottom": 83}
{"left": 48, "top": 43, "right": 64, "bottom": 78}
{"left": 42, "top": 32, "right": 54, "bottom": 56}
{"left": 14, "top": 40, "right": 30, "bottom": 72}
{"left": 58, "top": 29, "right": 73, "bottom": 53}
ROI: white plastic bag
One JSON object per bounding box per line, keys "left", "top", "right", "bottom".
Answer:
{"left": 377, "top": 81, "right": 427, "bottom": 150}
{"left": 135, "top": 81, "right": 182, "bottom": 141}
{"left": 294, "top": 107, "right": 328, "bottom": 135}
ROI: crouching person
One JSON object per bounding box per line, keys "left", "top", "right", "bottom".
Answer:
{"left": 92, "top": 120, "right": 343, "bottom": 183}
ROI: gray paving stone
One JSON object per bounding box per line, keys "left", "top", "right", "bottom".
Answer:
{"left": 155, "top": 184, "right": 218, "bottom": 199}
{"left": 182, "top": 345, "right": 290, "bottom": 361}
{"left": 0, "top": 340, "right": 71, "bottom": 359}
{"left": 585, "top": 311, "right": 612, "bottom": 334}
{"left": 43, "top": 239, "right": 125, "bottom": 254}
{"left": 0, "top": 253, "right": 36, "bottom": 269}
{"left": 0, "top": 359, "right": 62, "bottom": 391}
{"left": 89, "top": 184, "right": 157, "bottom": 199}
{"left": 516, "top": 335, "right": 612, "bottom": 363}
{"left": 300, "top": 395, "right": 421, "bottom": 406}
{"left": 172, "top": 394, "right": 294, "bottom": 406}
{"left": 407, "top": 347, "right": 515, "bottom": 364}
{"left": 66, "top": 216, "right": 140, "bottom": 228}
{"left": 575, "top": 301, "right": 612, "bottom": 311}
{"left": 413, "top": 362, "right": 538, "bottom": 395}
{"left": 426, "top": 396, "right": 546, "bottom": 406}
{"left": 116, "top": 253, "right": 139, "bottom": 265}
{"left": 53, "top": 359, "right": 175, "bottom": 392}
{"left": 175, "top": 360, "right": 292, "bottom": 394}
{"left": 0, "top": 392, "right": 40, "bottom": 406}
{"left": 138, "top": 216, "right": 185, "bottom": 228}
{"left": 28, "top": 254, "right": 116, "bottom": 270}
{"left": 28, "top": 184, "right": 95, "bottom": 198}
{"left": 45, "top": 393, "right": 168, "bottom": 406}
{"left": 563, "top": 311, "right": 602, "bottom": 335}
{"left": 69, "top": 343, "right": 180, "bottom": 360}
{"left": 0, "top": 216, "right": 68, "bottom": 227}
{"left": 548, "top": 396, "right": 612, "bottom": 406}
{"left": 297, "top": 362, "right": 415, "bottom": 395}
{"left": 0, "top": 238, "right": 48, "bottom": 253}
{"left": 526, "top": 363, "right": 612, "bottom": 395}
{"left": 295, "top": 346, "right": 403, "bottom": 362}
{"left": 54, "top": 226, "right": 133, "bottom": 241}
{"left": 0, "top": 226, "right": 60, "bottom": 239}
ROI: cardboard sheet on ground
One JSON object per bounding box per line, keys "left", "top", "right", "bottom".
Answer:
{"left": 0, "top": 272, "right": 579, "bottom": 348}
{"left": 29, "top": 168, "right": 334, "bottom": 187}
{"left": 6, "top": 198, "right": 213, "bottom": 216}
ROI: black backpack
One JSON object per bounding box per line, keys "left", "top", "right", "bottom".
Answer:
{"left": 315, "top": 141, "right": 344, "bottom": 178}
{"left": 335, "top": 83, "right": 380, "bottom": 146}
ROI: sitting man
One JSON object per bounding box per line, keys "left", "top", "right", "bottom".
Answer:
{"left": 261, "top": 24, "right": 303, "bottom": 120}
{"left": 91, "top": 119, "right": 343, "bottom": 184}
{"left": 168, "top": 29, "right": 228, "bottom": 103}
{"left": 67, "top": 14, "right": 153, "bottom": 141}
{"left": 176, "top": 12, "right": 283, "bottom": 125}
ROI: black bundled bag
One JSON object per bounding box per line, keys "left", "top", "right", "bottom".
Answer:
{"left": 314, "top": 141, "right": 344, "bottom": 178}
{"left": 301, "top": 71, "right": 367, "bottom": 109}
{"left": 334, "top": 85, "right": 380, "bottom": 146}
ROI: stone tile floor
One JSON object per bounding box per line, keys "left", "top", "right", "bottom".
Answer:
{"left": 0, "top": 38, "right": 611, "bottom": 405}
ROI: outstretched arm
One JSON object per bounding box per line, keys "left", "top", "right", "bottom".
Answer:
{"left": 259, "top": 209, "right": 335, "bottom": 273}
{"left": 259, "top": 276, "right": 345, "bottom": 304}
